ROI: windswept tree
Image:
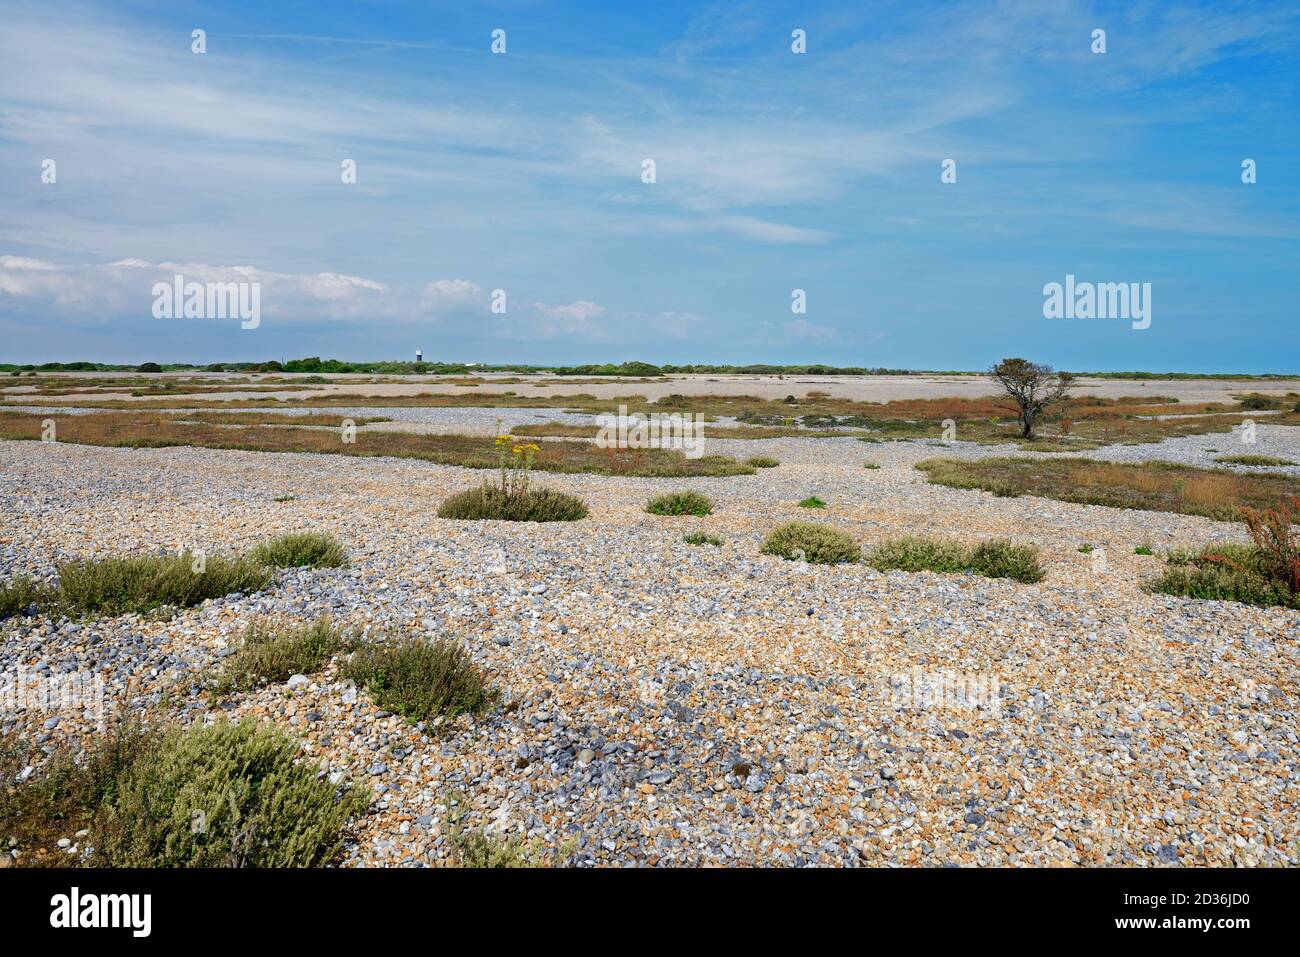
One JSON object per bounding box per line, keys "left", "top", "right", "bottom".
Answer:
{"left": 988, "top": 358, "right": 1074, "bottom": 439}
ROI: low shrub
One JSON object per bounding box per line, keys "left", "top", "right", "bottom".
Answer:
{"left": 343, "top": 638, "right": 498, "bottom": 725}
{"left": 866, "top": 535, "right": 1044, "bottom": 583}
{"left": 437, "top": 485, "right": 588, "bottom": 522}
{"left": 646, "top": 490, "right": 713, "bottom": 516}
{"left": 94, "top": 720, "right": 367, "bottom": 867}
{"left": 252, "top": 531, "right": 349, "bottom": 569}
{"left": 213, "top": 617, "right": 355, "bottom": 694}
{"left": 1134, "top": 544, "right": 1155, "bottom": 556}
{"left": 1, "top": 719, "right": 366, "bottom": 867}
{"left": 55, "top": 552, "right": 272, "bottom": 616}
{"left": 683, "top": 532, "right": 722, "bottom": 547}
{"left": 760, "top": 522, "right": 861, "bottom": 565}
{"left": 863, "top": 462, "right": 881, "bottom": 470}
{"left": 1144, "top": 556, "right": 1295, "bottom": 609}
{"left": 746, "top": 456, "right": 779, "bottom": 468}
{"left": 0, "top": 575, "right": 53, "bottom": 620}
{"left": 798, "top": 496, "right": 826, "bottom": 509}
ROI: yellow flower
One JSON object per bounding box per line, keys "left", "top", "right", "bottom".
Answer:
{"left": 495, "top": 435, "right": 512, "bottom": 446}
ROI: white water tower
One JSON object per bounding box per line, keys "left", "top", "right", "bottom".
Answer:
{"left": 415, "top": 349, "right": 423, "bottom": 362}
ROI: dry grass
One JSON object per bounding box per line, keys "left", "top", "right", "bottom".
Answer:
{"left": 917, "top": 457, "right": 1299, "bottom": 521}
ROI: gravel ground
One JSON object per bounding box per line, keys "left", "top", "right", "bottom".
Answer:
{"left": 2, "top": 422, "right": 1297, "bottom": 868}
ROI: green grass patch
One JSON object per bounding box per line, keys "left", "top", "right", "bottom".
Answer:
{"left": 252, "top": 531, "right": 349, "bottom": 569}
{"left": 746, "top": 456, "right": 779, "bottom": 468}
{"left": 342, "top": 638, "right": 498, "bottom": 726}
{"left": 760, "top": 522, "right": 861, "bottom": 564}
{"left": 646, "top": 490, "right": 713, "bottom": 516}
{"left": 798, "top": 496, "right": 826, "bottom": 509}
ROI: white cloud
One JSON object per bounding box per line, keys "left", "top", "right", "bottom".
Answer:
{"left": 0, "top": 256, "right": 480, "bottom": 322}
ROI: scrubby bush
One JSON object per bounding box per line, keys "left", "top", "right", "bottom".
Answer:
{"left": 252, "top": 531, "right": 348, "bottom": 569}
{"left": 760, "top": 522, "right": 861, "bottom": 564}
{"left": 213, "top": 617, "right": 355, "bottom": 694}
{"left": 94, "top": 720, "right": 367, "bottom": 867}
{"left": 863, "top": 462, "right": 881, "bottom": 470}
{"left": 0, "top": 575, "right": 53, "bottom": 619}
{"left": 866, "top": 536, "right": 1043, "bottom": 583}
{"left": 683, "top": 532, "right": 722, "bottom": 546}
{"left": 343, "top": 638, "right": 497, "bottom": 725}
{"left": 1, "top": 720, "right": 365, "bottom": 867}
{"left": 798, "top": 496, "right": 826, "bottom": 509}
{"left": 55, "top": 552, "right": 272, "bottom": 616}
{"left": 646, "top": 490, "right": 713, "bottom": 516}
{"left": 1144, "top": 553, "right": 1295, "bottom": 609}
{"left": 746, "top": 456, "right": 779, "bottom": 468}
{"left": 136, "top": 362, "right": 162, "bottom": 373}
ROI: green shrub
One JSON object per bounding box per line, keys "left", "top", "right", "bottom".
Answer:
{"left": 1134, "top": 544, "right": 1154, "bottom": 556}
{"left": 866, "top": 535, "right": 1043, "bottom": 583}
{"left": 646, "top": 490, "right": 713, "bottom": 516}
{"left": 760, "top": 522, "right": 861, "bottom": 564}
{"left": 1077, "top": 544, "right": 1094, "bottom": 553}
{"left": 0, "top": 575, "right": 53, "bottom": 619}
{"left": 863, "top": 462, "right": 881, "bottom": 470}
{"left": 967, "top": 540, "right": 1045, "bottom": 583}
{"left": 213, "top": 617, "right": 355, "bottom": 694}
{"left": 55, "top": 552, "right": 272, "bottom": 616}
{"left": 746, "top": 456, "right": 779, "bottom": 468}
{"left": 446, "top": 804, "right": 567, "bottom": 867}
{"left": 343, "top": 638, "right": 497, "bottom": 725}
{"left": 437, "top": 485, "right": 588, "bottom": 522}
{"left": 136, "top": 362, "right": 162, "bottom": 373}
{"left": 252, "top": 531, "right": 349, "bottom": 569}
{"left": 1, "top": 719, "right": 365, "bottom": 867}
{"left": 94, "top": 720, "right": 367, "bottom": 867}
{"left": 683, "top": 532, "right": 722, "bottom": 547}
{"left": 1144, "top": 563, "right": 1295, "bottom": 609}
{"left": 866, "top": 535, "right": 968, "bottom": 574}
{"left": 798, "top": 496, "right": 826, "bottom": 509}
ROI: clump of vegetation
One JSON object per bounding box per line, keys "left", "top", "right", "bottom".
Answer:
{"left": 1, "top": 719, "right": 366, "bottom": 867}
{"left": 252, "top": 531, "right": 349, "bottom": 569}
{"left": 746, "top": 456, "right": 779, "bottom": 468}
{"left": 1078, "top": 544, "right": 1094, "bottom": 553}
{"left": 1144, "top": 497, "right": 1299, "bottom": 609}
{"left": 1134, "top": 544, "right": 1155, "bottom": 556}
{"left": 272, "top": 494, "right": 297, "bottom": 503}
{"left": 213, "top": 617, "right": 355, "bottom": 694}
{"left": 646, "top": 490, "right": 713, "bottom": 516}
{"left": 760, "top": 522, "right": 861, "bottom": 564}
{"left": 683, "top": 532, "right": 723, "bottom": 547}
{"left": 798, "top": 496, "right": 826, "bottom": 509}
{"left": 0, "top": 575, "right": 53, "bottom": 620}
{"left": 55, "top": 552, "right": 272, "bottom": 617}
{"left": 866, "top": 535, "right": 1044, "bottom": 583}
{"left": 444, "top": 800, "right": 569, "bottom": 867}
{"left": 863, "top": 462, "right": 881, "bottom": 470}
{"left": 343, "top": 638, "right": 498, "bottom": 726}
{"left": 1216, "top": 454, "right": 1294, "bottom": 467}
{"left": 1236, "top": 393, "right": 1282, "bottom": 411}
{"left": 438, "top": 434, "right": 588, "bottom": 522}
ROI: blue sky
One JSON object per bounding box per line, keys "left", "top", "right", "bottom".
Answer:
{"left": 0, "top": 0, "right": 1296, "bottom": 371}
